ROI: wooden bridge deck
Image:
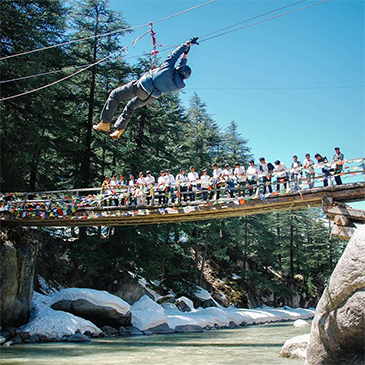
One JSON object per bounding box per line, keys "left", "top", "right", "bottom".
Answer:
{"left": 2, "top": 182, "right": 364, "bottom": 227}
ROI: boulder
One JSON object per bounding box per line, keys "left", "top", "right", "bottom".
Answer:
{"left": 28, "top": 334, "right": 40, "bottom": 343}
{"left": 143, "top": 323, "right": 174, "bottom": 336}
{"left": 52, "top": 299, "right": 132, "bottom": 328}
{"left": 305, "top": 226, "right": 365, "bottom": 365}
{"left": 0, "top": 228, "right": 39, "bottom": 328}
{"left": 174, "top": 325, "right": 204, "bottom": 333}
{"left": 280, "top": 334, "right": 309, "bottom": 360}
{"left": 125, "top": 326, "right": 144, "bottom": 336}
{"left": 156, "top": 294, "right": 175, "bottom": 305}
{"left": 3, "top": 340, "right": 13, "bottom": 347}
{"left": 67, "top": 333, "right": 91, "bottom": 342}
{"left": 101, "top": 325, "right": 119, "bottom": 336}
{"left": 112, "top": 273, "right": 155, "bottom": 304}
{"left": 293, "top": 319, "right": 310, "bottom": 328}
{"left": 0, "top": 336, "right": 6, "bottom": 345}
{"left": 118, "top": 327, "right": 131, "bottom": 336}
{"left": 130, "top": 295, "right": 168, "bottom": 331}
{"left": 175, "top": 297, "right": 194, "bottom": 312}
{"left": 19, "top": 331, "right": 31, "bottom": 340}
{"left": 0, "top": 331, "right": 10, "bottom": 340}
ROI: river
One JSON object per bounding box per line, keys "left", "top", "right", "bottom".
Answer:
{"left": 0, "top": 322, "right": 309, "bottom": 365}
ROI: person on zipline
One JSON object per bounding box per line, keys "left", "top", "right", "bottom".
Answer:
{"left": 93, "top": 37, "right": 199, "bottom": 140}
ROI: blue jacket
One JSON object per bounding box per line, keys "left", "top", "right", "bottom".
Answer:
{"left": 139, "top": 43, "right": 189, "bottom": 98}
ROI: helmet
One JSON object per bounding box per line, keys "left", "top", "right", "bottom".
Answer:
{"left": 176, "top": 65, "right": 191, "bottom": 80}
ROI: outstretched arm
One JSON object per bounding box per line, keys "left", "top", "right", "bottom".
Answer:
{"left": 162, "top": 38, "right": 198, "bottom": 68}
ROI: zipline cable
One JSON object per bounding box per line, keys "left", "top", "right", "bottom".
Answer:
{"left": 0, "top": 0, "right": 217, "bottom": 61}
{"left": 198, "top": 0, "right": 306, "bottom": 40}
{"left": 0, "top": 31, "right": 151, "bottom": 102}
{"left": 199, "top": 0, "right": 331, "bottom": 43}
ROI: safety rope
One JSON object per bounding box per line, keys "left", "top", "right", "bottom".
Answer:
{"left": 0, "top": 0, "right": 217, "bottom": 61}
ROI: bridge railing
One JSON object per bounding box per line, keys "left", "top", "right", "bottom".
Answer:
{"left": 1, "top": 157, "right": 364, "bottom": 221}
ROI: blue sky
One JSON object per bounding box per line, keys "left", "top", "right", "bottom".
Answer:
{"left": 109, "top": 0, "right": 364, "bottom": 169}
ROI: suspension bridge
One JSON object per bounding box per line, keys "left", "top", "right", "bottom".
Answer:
{"left": 1, "top": 158, "right": 364, "bottom": 239}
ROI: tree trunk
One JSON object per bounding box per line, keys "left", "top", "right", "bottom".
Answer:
{"left": 289, "top": 213, "right": 295, "bottom": 281}
{"left": 81, "top": 9, "right": 99, "bottom": 187}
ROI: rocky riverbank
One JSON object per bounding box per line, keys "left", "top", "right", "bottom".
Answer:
{"left": 0, "top": 287, "right": 315, "bottom": 347}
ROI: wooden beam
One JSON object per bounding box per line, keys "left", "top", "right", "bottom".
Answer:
{"left": 323, "top": 202, "right": 365, "bottom": 224}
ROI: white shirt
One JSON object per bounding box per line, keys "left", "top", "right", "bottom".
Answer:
{"left": 158, "top": 175, "right": 166, "bottom": 186}
{"left": 145, "top": 175, "right": 155, "bottom": 185}
{"left": 274, "top": 164, "right": 287, "bottom": 178}
{"left": 246, "top": 165, "right": 259, "bottom": 179}
{"left": 303, "top": 158, "right": 315, "bottom": 173}
{"left": 109, "top": 179, "right": 118, "bottom": 187}
{"left": 176, "top": 173, "right": 188, "bottom": 184}
{"left": 200, "top": 174, "right": 210, "bottom": 188}
{"left": 234, "top": 166, "right": 245, "bottom": 176}
{"left": 165, "top": 174, "right": 175, "bottom": 185}
{"left": 222, "top": 168, "right": 233, "bottom": 180}
{"left": 137, "top": 177, "right": 146, "bottom": 185}
{"left": 188, "top": 171, "right": 199, "bottom": 184}
{"left": 212, "top": 168, "right": 222, "bottom": 180}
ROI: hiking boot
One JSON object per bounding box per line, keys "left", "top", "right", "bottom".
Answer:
{"left": 93, "top": 121, "right": 110, "bottom": 132}
{"left": 110, "top": 129, "right": 125, "bottom": 140}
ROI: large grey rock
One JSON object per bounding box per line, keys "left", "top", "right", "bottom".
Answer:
{"left": 305, "top": 226, "right": 365, "bottom": 365}
{"left": 125, "top": 326, "right": 144, "bottom": 336}
{"left": 280, "top": 334, "right": 309, "bottom": 360}
{"left": 67, "top": 333, "right": 91, "bottom": 342}
{"left": 174, "top": 325, "right": 204, "bottom": 333}
{"left": 0, "top": 229, "right": 39, "bottom": 328}
{"left": 51, "top": 298, "right": 131, "bottom": 328}
{"left": 112, "top": 273, "right": 155, "bottom": 305}
{"left": 143, "top": 323, "right": 173, "bottom": 335}
{"left": 0, "top": 336, "right": 6, "bottom": 345}
{"left": 101, "top": 325, "right": 119, "bottom": 336}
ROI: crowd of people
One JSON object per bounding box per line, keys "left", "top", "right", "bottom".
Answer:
{"left": 101, "top": 147, "right": 345, "bottom": 206}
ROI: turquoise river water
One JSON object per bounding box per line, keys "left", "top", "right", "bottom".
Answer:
{"left": 0, "top": 322, "right": 309, "bottom": 365}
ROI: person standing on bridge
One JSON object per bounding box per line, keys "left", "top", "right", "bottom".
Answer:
{"left": 93, "top": 38, "right": 199, "bottom": 140}
{"left": 332, "top": 147, "right": 344, "bottom": 185}
{"left": 314, "top": 153, "right": 330, "bottom": 187}
{"left": 303, "top": 153, "right": 315, "bottom": 189}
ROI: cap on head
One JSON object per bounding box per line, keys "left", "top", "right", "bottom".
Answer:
{"left": 259, "top": 157, "right": 265, "bottom": 162}
{"left": 314, "top": 153, "right": 320, "bottom": 158}
{"left": 274, "top": 160, "right": 280, "bottom": 165}
{"left": 176, "top": 65, "right": 191, "bottom": 80}
{"left": 146, "top": 170, "right": 151, "bottom": 174}
{"left": 235, "top": 162, "right": 240, "bottom": 166}
{"left": 190, "top": 165, "right": 194, "bottom": 170}
{"left": 335, "top": 147, "right": 340, "bottom": 150}
{"left": 160, "top": 170, "right": 165, "bottom": 174}
{"left": 249, "top": 159, "right": 254, "bottom": 164}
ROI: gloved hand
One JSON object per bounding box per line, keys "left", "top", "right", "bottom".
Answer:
{"left": 189, "top": 37, "right": 199, "bottom": 45}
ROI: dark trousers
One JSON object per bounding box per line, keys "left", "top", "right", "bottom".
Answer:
{"left": 276, "top": 176, "right": 288, "bottom": 191}
{"left": 178, "top": 186, "right": 188, "bottom": 202}
{"left": 100, "top": 80, "right": 157, "bottom": 130}
{"left": 210, "top": 184, "right": 221, "bottom": 200}
{"left": 189, "top": 186, "right": 196, "bottom": 202}
{"left": 262, "top": 176, "right": 272, "bottom": 194}
{"left": 247, "top": 178, "right": 257, "bottom": 196}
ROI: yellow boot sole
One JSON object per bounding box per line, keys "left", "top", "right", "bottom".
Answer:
{"left": 110, "top": 129, "right": 125, "bottom": 140}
